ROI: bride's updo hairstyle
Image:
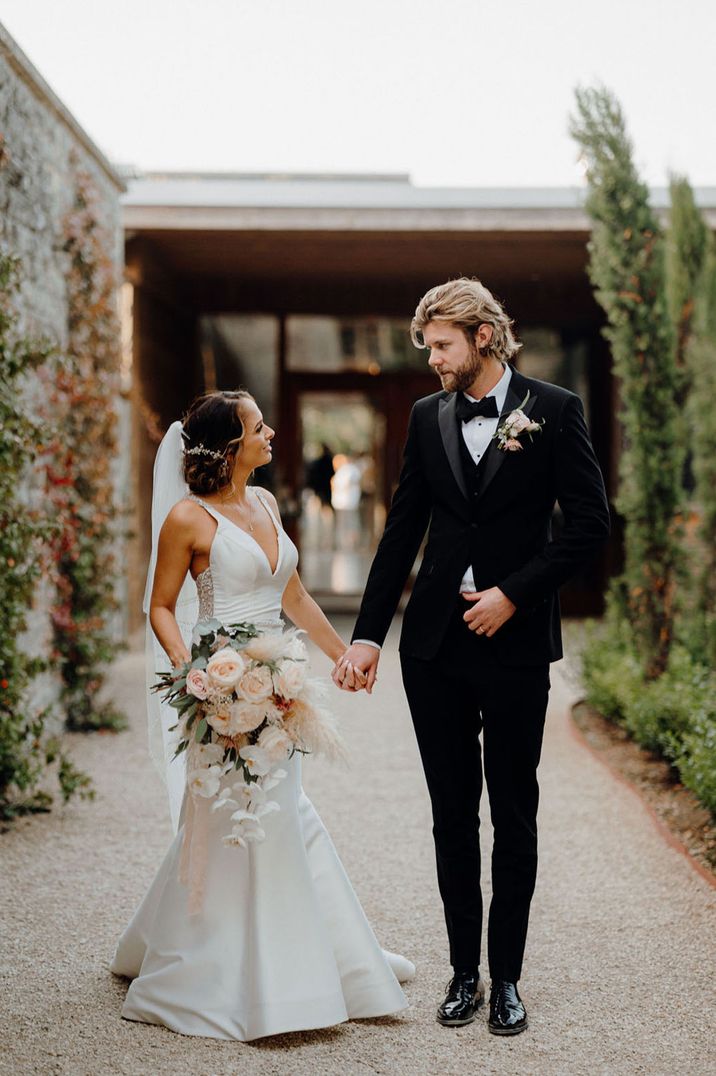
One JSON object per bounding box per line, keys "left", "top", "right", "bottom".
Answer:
{"left": 181, "top": 390, "right": 254, "bottom": 495}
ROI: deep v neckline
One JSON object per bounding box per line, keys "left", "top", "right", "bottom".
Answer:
{"left": 197, "top": 491, "right": 282, "bottom": 577}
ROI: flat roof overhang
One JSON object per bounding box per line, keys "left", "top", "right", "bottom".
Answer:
{"left": 121, "top": 180, "right": 716, "bottom": 324}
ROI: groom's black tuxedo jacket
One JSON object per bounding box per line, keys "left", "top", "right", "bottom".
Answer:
{"left": 352, "top": 367, "right": 610, "bottom": 666}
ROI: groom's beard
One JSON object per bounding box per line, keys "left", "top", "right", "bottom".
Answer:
{"left": 434, "top": 343, "right": 485, "bottom": 393}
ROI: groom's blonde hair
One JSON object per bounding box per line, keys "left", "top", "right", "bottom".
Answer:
{"left": 411, "top": 277, "right": 522, "bottom": 363}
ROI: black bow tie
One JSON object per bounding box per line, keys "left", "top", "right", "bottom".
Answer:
{"left": 455, "top": 394, "right": 499, "bottom": 423}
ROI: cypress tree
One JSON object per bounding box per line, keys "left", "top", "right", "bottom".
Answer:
{"left": 570, "top": 86, "right": 682, "bottom": 679}
{"left": 666, "top": 175, "right": 709, "bottom": 403}
{"left": 685, "top": 241, "right": 716, "bottom": 663}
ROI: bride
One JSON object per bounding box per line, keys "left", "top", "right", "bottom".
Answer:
{"left": 111, "top": 389, "right": 414, "bottom": 1041}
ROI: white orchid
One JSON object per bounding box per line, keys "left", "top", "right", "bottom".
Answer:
{"left": 230, "top": 807, "right": 261, "bottom": 824}
{"left": 229, "top": 780, "right": 267, "bottom": 812}
{"left": 212, "top": 786, "right": 239, "bottom": 812}
{"left": 188, "top": 765, "right": 222, "bottom": 798}
{"left": 245, "top": 782, "right": 267, "bottom": 805}
{"left": 193, "top": 742, "right": 224, "bottom": 766}
{"left": 254, "top": 800, "right": 280, "bottom": 820}
{"left": 263, "top": 768, "right": 288, "bottom": 791}
{"left": 239, "top": 744, "right": 272, "bottom": 777}
{"left": 222, "top": 823, "right": 266, "bottom": 848}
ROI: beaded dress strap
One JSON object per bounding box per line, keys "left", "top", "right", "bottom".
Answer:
{"left": 253, "top": 488, "right": 281, "bottom": 536}
{"left": 185, "top": 492, "right": 223, "bottom": 523}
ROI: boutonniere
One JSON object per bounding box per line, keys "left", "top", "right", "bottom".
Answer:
{"left": 493, "top": 392, "right": 545, "bottom": 452}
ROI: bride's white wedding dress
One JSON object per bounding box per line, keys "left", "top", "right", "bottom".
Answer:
{"left": 111, "top": 490, "right": 412, "bottom": 1041}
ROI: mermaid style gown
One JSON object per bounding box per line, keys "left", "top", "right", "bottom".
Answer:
{"left": 110, "top": 491, "right": 412, "bottom": 1041}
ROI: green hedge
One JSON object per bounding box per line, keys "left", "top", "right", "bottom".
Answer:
{"left": 582, "top": 623, "right": 716, "bottom": 816}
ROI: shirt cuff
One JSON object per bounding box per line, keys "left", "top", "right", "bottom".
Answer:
{"left": 352, "top": 639, "right": 381, "bottom": 651}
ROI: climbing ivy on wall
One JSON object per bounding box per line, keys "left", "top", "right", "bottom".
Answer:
{"left": 45, "top": 158, "right": 126, "bottom": 731}
{"left": 0, "top": 248, "right": 91, "bottom": 816}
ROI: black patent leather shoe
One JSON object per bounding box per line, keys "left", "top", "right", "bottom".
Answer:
{"left": 488, "top": 980, "right": 528, "bottom": 1035}
{"left": 436, "top": 972, "right": 485, "bottom": 1026}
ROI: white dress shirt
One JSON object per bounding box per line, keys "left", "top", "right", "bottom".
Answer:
{"left": 354, "top": 363, "right": 513, "bottom": 650}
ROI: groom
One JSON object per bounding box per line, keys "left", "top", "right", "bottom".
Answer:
{"left": 335, "top": 278, "right": 610, "bottom": 1035}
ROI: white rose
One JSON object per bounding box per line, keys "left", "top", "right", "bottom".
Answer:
{"left": 237, "top": 664, "right": 274, "bottom": 703}
{"left": 206, "top": 646, "right": 246, "bottom": 691}
{"left": 205, "top": 706, "right": 236, "bottom": 737}
{"left": 273, "top": 659, "right": 307, "bottom": 700}
{"left": 244, "top": 632, "right": 286, "bottom": 663}
{"left": 229, "top": 699, "right": 270, "bottom": 733}
{"left": 258, "top": 723, "right": 293, "bottom": 761}
{"left": 507, "top": 411, "right": 531, "bottom": 434}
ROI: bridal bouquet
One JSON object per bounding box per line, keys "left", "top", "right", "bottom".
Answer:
{"left": 153, "top": 619, "right": 343, "bottom": 849}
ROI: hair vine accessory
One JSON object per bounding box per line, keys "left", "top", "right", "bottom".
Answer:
{"left": 184, "top": 444, "right": 226, "bottom": 462}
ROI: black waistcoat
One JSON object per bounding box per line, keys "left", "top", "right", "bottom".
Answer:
{"left": 456, "top": 420, "right": 491, "bottom": 585}
{"left": 457, "top": 420, "right": 491, "bottom": 509}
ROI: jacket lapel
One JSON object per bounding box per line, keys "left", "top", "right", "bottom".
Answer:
{"left": 477, "top": 370, "right": 538, "bottom": 500}
{"left": 438, "top": 393, "right": 469, "bottom": 502}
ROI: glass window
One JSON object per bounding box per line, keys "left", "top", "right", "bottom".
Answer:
{"left": 518, "top": 327, "right": 590, "bottom": 423}
{"left": 286, "top": 315, "right": 422, "bottom": 373}
{"left": 199, "top": 314, "right": 279, "bottom": 423}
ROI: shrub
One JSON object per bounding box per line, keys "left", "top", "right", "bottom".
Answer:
{"left": 581, "top": 626, "right": 716, "bottom": 817}
{"left": 581, "top": 617, "right": 642, "bottom": 723}
{"left": 624, "top": 647, "right": 713, "bottom": 760}
{"left": 678, "top": 715, "right": 716, "bottom": 816}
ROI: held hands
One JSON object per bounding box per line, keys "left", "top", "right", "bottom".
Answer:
{"left": 332, "top": 643, "right": 380, "bottom": 694}
{"left": 462, "top": 587, "right": 516, "bottom": 637}
{"left": 329, "top": 589, "right": 515, "bottom": 691}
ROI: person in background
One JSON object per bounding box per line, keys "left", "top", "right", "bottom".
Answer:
{"left": 331, "top": 453, "right": 362, "bottom": 550}
{"left": 306, "top": 443, "right": 335, "bottom": 510}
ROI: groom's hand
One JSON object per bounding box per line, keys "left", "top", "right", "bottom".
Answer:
{"left": 462, "top": 587, "right": 516, "bottom": 637}
{"left": 332, "top": 644, "right": 380, "bottom": 694}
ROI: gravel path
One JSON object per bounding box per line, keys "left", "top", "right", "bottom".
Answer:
{"left": 1, "top": 617, "right": 715, "bottom": 1076}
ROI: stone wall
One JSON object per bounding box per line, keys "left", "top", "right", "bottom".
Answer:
{"left": 0, "top": 23, "right": 127, "bottom": 717}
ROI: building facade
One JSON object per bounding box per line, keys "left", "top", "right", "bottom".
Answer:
{"left": 0, "top": 23, "right": 126, "bottom": 713}
{"left": 122, "top": 171, "right": 716, "bottom": 627}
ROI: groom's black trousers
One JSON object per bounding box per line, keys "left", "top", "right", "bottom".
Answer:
{"left": 400, "top": 599, "right": 550, "bottom": 982}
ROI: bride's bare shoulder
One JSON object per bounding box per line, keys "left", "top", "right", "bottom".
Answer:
{"left": 162, "top": 498, "right": 208, "bottom": 537}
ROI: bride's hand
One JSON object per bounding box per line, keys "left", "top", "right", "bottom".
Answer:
{"left": 332, "top": 654, "right": 368, "bottom": 691}
{"left": 333, "top": 645, "right": 378, "bottom": 693}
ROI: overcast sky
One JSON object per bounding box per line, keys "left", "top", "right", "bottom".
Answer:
{"left": 3, "top": 0, "right": 715, "bottom": 187}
